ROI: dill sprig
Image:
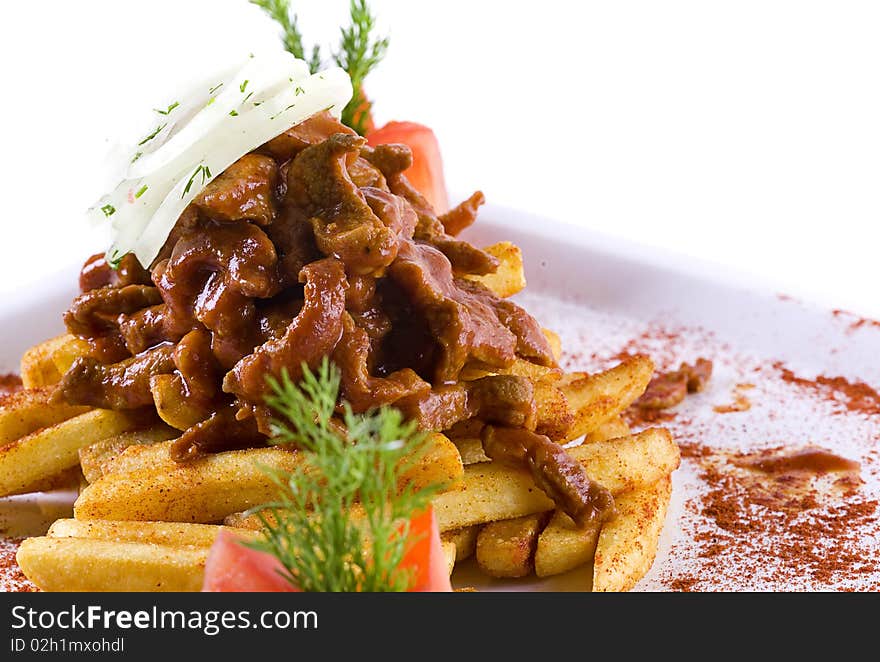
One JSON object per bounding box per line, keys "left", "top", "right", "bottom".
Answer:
{"left": 334, "top": 0, "right": 388, "bottom": 134}
{"left": 250, "top": 0, "right": 388, "bottom": 135}
{"left": 250, "top": 0, "right": 322, "bottom": 73}
{"left": 246, "top": 359, "right": 443, "bottom": 592}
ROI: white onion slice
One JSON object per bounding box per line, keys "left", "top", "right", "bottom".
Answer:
{"left": 89, "top": 51, "right": 353, "bottom": 268}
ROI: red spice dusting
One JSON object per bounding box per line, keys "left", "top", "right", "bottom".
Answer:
{"left": 774, "top": 361, "right": 880, "bottom": 417}
{"left": 673, "top": 441, "right": 878, "bottom": 589}
{"left": 832, "top": 308, "right": 880, "bottom": 333}
{"left": 0, "top": 373, "right": 22, "bottom": 396}
{"left": 0, "top": 538, "right": 37, "bottom": 592}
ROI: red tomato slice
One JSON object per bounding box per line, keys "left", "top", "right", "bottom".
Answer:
{"left": 400, "top": 505, "right": 453, "bottom": 592}
{"left": 366, "top": 121, "right": 449, "bottom": 214}
{"left": 202, "top": 508, "right": 451, "bottom": 592}
{"left": 202, "top": 529, "right": 299, "bottom": 592}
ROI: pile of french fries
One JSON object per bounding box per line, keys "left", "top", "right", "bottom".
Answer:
{"left": 3, "top": 241, "right": 679, "bottom": 592}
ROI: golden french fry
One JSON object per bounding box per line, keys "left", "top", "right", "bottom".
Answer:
{"left": 77, "top": 433, "right": 463, "bottom": 523}
{"left": 584, "top": 415, "right": 631, "bottom": 444}
{"left": 75, "top": 446, "right": 306, "bottom": 523}
{"left": 16, "top": 536, "right": 208, "bottom": 592}
{"left": 47, "top": 518, "right": 254, "bottom": 547}
{"left": 0, "top": 409, "right": 144, "bottom": 497}
{"left": 79, "top": 425, "right": 178, "bottom": 483}
{"left": 465, "top": 242, "right": 526, "bottom": 298}
{"left": 50, "top": 335, "right": 90, "bottom": 376}
{"left": 534, "top": 511, "right": 601, "bottom": 577}
{"left": 458, "top": 358, "right": 560, "bottom": 383}
{"left": 476, "top": 513, "right": 548, "bottom": 578}
{"left": 542, "top": 328, "right": 562, "bottom": 362}
{"left": 0, "top": 388, "right": 90, "bottom": 445}
{"left": 434, "top": 427, "right": 678, "bottom": 531}
{"left": 441, "top": 525, "right": 480, "bottom": 562}
{"left": 150, "top": 374, "right": 208, "bottom": 431}
{"left": 20, "top": 335, "right": 87, "bottom": 389}
{"left": 560, "top": 355, "right": 654, "bottom": 441}
{"left": 593, "top": 476, "right": 672, "bottom": 592}
{"left": 442, "top": 540, "right": 457, "bottom": 577}
{"left": 452, "top": 437, "right": 489, "bottom": 465}
{"left": 20, "top": 336, "right": 68, "bottom": 388}
{"left": 534, "top": 379, "right": 575, "bottom": 440}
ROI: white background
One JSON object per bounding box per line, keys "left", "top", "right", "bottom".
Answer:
{"left": 1, "top": 1, "right": 878, "bottom": 317}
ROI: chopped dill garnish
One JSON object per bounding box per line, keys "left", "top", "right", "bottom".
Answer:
{"left": 137, "top": 123, "right": 166, "bottom": 146}
{"left": 245, "top": 359, "right": 443, "bottom": 592}
{"left": 334, "top": 1, "right": 388, "bottom": 134}
{"left": 154, "top": 101, "right": 179, "bottom": 115}
{"left": 182, "top": 164, "right": 213, "bottom": 198}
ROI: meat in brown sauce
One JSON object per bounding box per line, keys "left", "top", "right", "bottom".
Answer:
{"left": 51, "top": 110, "right": 609, "bottom": 520}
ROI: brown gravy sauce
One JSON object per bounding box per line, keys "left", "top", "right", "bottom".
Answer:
{"left": 732, "top": 447, "right": 860, "bottom": 475}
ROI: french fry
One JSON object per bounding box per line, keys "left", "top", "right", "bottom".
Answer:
{"left": 16, "top": 536, "right": 208, "bottom": 592}
{"left": 20, "top": 335, "right": 87, "bottom": 389}
{"left": 458, "top": 358, "right": 560, "bottom": 383}
{"left": 434, "top": 428, "right": 678, "bottom": 531}
{"left": 452, "top": 437, "right": 489, "bottom": 465}
{"left": 79, "top": 425, "right": 178, "bottom": 483}
{"left": 75, "top": 447, "right": 306, "bottom": 523}
{"left": 442, "top": 540, "right": 457, "bottom": 577}
{"left": 47, "top": 518, "right": 254, "bottom": 547}
{"left": 559, "top": 355, "right": 654, "bottom": 441}
{"left": 584, "top": 415, "right": 631, "bottom": 444}
{"left": 542, "top": 328, "right": 562, "bottom": 362}
{"left": 534, "top": 511, "right": 601, "bottom": 578}
{"left": 150, "top": 374, "right": 209, "bottom": 431}
{"left": 50, "top": 335, "right": 90, "bottom": 376}
{"left": 0, "top": 409, "right": 144, "bottom": 497}
{"left": 593, "top": 476, "right": 672, "bottom": 592}
{"left": 0, "top": 388, "right": 89, "bottom": 445}
{"left": 465, "top": 242, "right": 526, "bottom": 298}
{"left": 476, "top": 513, "right": 549, "bottom": 578}
{"left": 534, "top": 379, "right": 575, "bottom": 440}
{"left": 76, "top": 433, "right": 463, "bottom": 523}
{"left": 441, "top": 525, "right": 480, "bottom": 562}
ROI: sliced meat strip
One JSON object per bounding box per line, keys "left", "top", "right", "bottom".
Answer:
{"left": 333, "top": 313, "right": 430, "bottom": 413}
{"left": 258, "top": 110, "right": 357, "bottom": 163}
{"left": 223, "top": 257, "right": 348, "bottom": 401}
{"left": 54, "top": 343, "right": 176, "bottom": 409}
{"left": 170, "top": 404, "right": 265, "bottom": 462}
{"left": 287, "top": 134, "right": 400, "bottom": 275}
{"left": 466, "top": 375, "right": 537, "bottom": 430}
{"left": 194, "top": 154, "right": 278, "bottom": 226}
{"left": 487, "top": 294, "right": 557, "bottom": 367}
{"left": 79, "top": 253, "right": 152, "bottom": 292}
{"left": 389, "top": 240, "right": 517, "bottom": 382}
{"left": 396, "top": 384, "right": 472, "bottom": 431}
{"left": 65, "top": 285, "right": 162, "bottom": 338}
{"left": 365, "top": 143, "right": 498, "bottom": 275}
{"left": 438, "top": 191, "right": 485, "bottom": 237}
{"left": 156, "top": 221, "right": 280, "bottom": 366}
{"left": 481, "top": 425, "right": 616, "bottom": 527}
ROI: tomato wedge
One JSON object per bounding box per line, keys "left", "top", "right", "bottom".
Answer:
{"left": 202, "top": 529, "right": 299, "bottom": 592}
{"left": 366, "top": 121, "right": 449, "bottom": 214}
{"left": 400, "top": 505, "right": 453, "bottom": 592}
{"left": 202, "top": 506, "right": 451, "bottom": 592}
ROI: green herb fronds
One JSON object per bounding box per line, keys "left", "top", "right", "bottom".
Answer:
{"left": 246, "top": 359, "right": 442, "bottom": 592}
{"left": 334, "top": 0, "right": 388, "bottom": 134}
{"left": 249, "top": 0, "right": 389, "bottom": 135}
{"left": 250, "top": 0, "right": 322, "bottom": 73}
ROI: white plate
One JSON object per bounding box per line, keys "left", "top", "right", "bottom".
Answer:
{"left": 2, "top": 203, "right": 879, "bottom": 591}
